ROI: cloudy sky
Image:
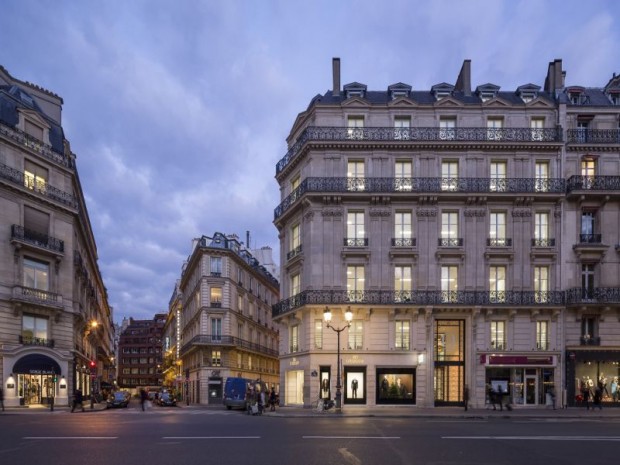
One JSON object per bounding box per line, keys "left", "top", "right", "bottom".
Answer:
{"left": 1, "top": 0, "right": 618, "bottom": 322}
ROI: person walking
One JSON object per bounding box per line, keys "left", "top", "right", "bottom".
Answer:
{"left": 593, "top": 385, "right": 603, "bottom": 411}
{"left": 269, "top": 388, "right": 277, "bottom": 412}
{"left": 71, "top": 388, "right": 85, "bottom": 413}
{"left": 582, "top": 385, "right": 591, "bottom": 410}
{"left": 140, "top": 388, "right": 148, "bottom": 411}
{"left": 463, "top": 385, "right": 470, "bottom": 411}
{"left": 0, "top": 386, "right": 5, "bottom": 412}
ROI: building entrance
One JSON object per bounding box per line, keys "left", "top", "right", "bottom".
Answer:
{"left": 18, "top": 373, "right": 55, "bottom": 405}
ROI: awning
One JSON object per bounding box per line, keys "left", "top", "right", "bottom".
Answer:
{"left": 12, "top": 354, "right": 61, "bottom": 375}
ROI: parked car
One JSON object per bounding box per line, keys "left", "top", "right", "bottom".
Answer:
{"left": 106, "top": 391, "right": 129, "bottom": 409}
{"left": 157, "top": 392, "right": 176, "bottom": 407}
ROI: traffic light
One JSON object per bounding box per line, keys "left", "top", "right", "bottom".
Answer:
{"left": 89, "top": 360, "right": 96, "bottom": 368}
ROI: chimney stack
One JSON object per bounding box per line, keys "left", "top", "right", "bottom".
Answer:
{"left": 332, "top": 57, "right": 341, "bottom": 97}
{"left": 554, "top": 59, "right": 563, "bottom": 90}
{"left": 455, "top": 59, "right": 472, "bottom": 96}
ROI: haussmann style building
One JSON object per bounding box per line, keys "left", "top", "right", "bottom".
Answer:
{"left": 272, "top": 58, "right": 620, "bottom": 409}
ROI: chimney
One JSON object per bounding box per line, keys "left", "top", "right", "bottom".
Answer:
{"left": 554, "top": 59, "right": 563, "bottom": 90}
{"left": 455, "top": 59, "right": 472, "bottom": 96}
{"left": 544, "top": 61, "right": 555, "bottom": 93}
{"left": 332, "top": 57, "right": 341, "bottom": 97}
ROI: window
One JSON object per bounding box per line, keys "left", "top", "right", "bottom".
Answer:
{"left": 581, "top": 158, "right": 596, "bottom": 188}
{"left": 290, "top": 325, "right": 299, "bottom": 352}
{"left": 394, "top": 211, "right": 413, "bottom": 246}
{"left": 440, "top": 212, "right": 459, "bottom": 246}
{"left": 395, "top": 160, "right": 412, "bottom": 191}
{"left": 347, "top": 116, "right": 364, "bottom": 139}
{"left": 211, "top": 350, "right": 221, "bottom": 367}
{"left": 441, "top": 161, "right": 458, "bottom": 191}
{"left": 490, "top": 162, "right": 507, "bottom": 192}
{"left": 237, "top": 267, "right": 244, "bottom": 285}
{"left": 346, "top": 211, "right": 365, "bottom": 246}
{"left": 291, "top": 223, "right": 300, "bottom": 252}
{"left": 211, "top": 318, "right": 222, "bottom": 341}
{"left": 533, "top": 266, "right": 549, "bottom": 303}
{"left": 314, "top": 320, "right": 323, "bottom": 349}
{"left": 536, "top": 321, "right": 549, "bottom": 350}
{"left": 210, "top": 287, "right": 222, "bottom": 307}
{"left": 530, "top": 118, "right": 544, "bottom": 141}
{"left": 489, "top": 266, "right": 506, "bottom": 303}
{"left": 22, "top": 314, "right": 48, "bottom": 343}
{"left": 237, "top": 295, "right": 243, "bottom": 313}
{"left": 24, "top": 160, "right": 47, "bottom": 193}
{"left": 576, "top": 120, "right": 589, "bottom": 142}
{"left": 23, "top": 258, "right": 49, "bottom": 290}
{"left": 490, "top": 321, "right": 506, "bottom": 350}
{"left": 395, "top": 321, "right": 410, "bottom": 350}
{"left": 441, "top": 266, "right": 458, "bottom": 303}
{"left": 291, "top": 273, "right": 300, "bottom": 296}
{"left": 439, "top": 117, "right": 456, "bottom": 140}
{"left": 291, "top": 174, "right": 301, "bottom": 192}
{"left": 347, "top": 160, "right": 365, "bottom": 191}
{"left": 489, "top": 212, "right": 507, "bottom": 246}
{"left": 24, "top": 206, "right": 50, "bottom": 237}
{"left": 534, "top": 213, "right": 549, "bottom": 246}
{"left": 394, "top": 266, "right": 412, "bottom": 302}
{"left": 210, "top": 256, "right": 222, "bottom": 276}
{"left": 581, "top": 316, "right": 599, "bottom": 343}
{"left": 535, "top": 162, "right": 549, "bottom": 192}
{"left": 347, "top": 265, "right": 365, "bottom": 302}
{"left": 487, "top": 117, "right": 503, "bottom": 140}
{"left": 581, "top": 264, "right": 595, "bottom": 300}
{"left": 348, "top": 320, "right": 363, "bottom": 350}
{"left": 394, "top": 116, "right": 411, "bottom": 140}
{"left": 581, "top": 210, "right": 598, "bottom": 243}
{"left": 25, "top": 120, "right": 44, "bottom": 140}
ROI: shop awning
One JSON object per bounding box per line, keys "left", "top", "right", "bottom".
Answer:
{"left": 12, "top": 354, "right": 61, "bottom": 375}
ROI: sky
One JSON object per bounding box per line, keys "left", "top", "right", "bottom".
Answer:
{"left": 1, "top": 0, "right": 618, "bottom": 322}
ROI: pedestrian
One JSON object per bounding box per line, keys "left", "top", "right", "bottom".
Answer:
{"left": 269, "top": 388, "right": 277, "bottom": 412}
{"left": 71, "top": 388, "right": 85, "bottom": 413}
{"left": 487, "top": 385, "right": 497, "bottom": 410}
{"left": 463, "top": 385, "right": 469, "bottom": 411}
{"left": 582, "top": 385, "right": 591, "bottom": 410}
{"left": 0, "top": 386, "right": 5, "bottom": 412}
{"left": 259, "top": 389, "right": 266, "bottom": 414}
{"left": 593, "top": 386, "right": 603, "bottom": 411}
{"left": 495, "top": 385, "right": 504, "bottom": 412}
{"left": 140, "top": 388, "right": 148, "bottom": 411}
{"left": 548, "top": 387, "right": 556, "bottom": 410}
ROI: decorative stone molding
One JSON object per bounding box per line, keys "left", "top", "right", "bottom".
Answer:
{"left": 416, "top": 208, "right": 437, "bottom": 217}
{"left": 303, "top": 210, "right": 315, "bottom": 221}
{"left": 530, "top": 308, "right": 540, "bottom": 321}
{"left": 508, "top": 309, "right": 517, "bottom": 321}
{"left": 321, "top": 208, "right": 343, "bottom": 217}
{"left": 369, "top": 208, "right": 391, "bottom": 217}
{"left": 512, "top": 209, "right": 532, "bottom": 218}
{"left": 464, "top": 209, "right": 486, "bottom": 217}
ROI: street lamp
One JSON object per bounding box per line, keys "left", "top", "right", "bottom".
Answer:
{"left": 323, "top": 306, "right": 353, "bottom": 413}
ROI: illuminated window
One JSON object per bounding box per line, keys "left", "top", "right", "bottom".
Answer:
{"left": 395, "top": 321, "right": 410, "bottom": 350}
{"left": 441, "top": 161, "right": 458, "bottom": 191}
{"left": 441, "top": 266, "right": 458, "bottom": 302}
{"left": 395, "top": 266, "right": 412, "bottom": 302}
{"left": 210, "top": 287, "right": 222, "bottom": 307}
{"left": 490, "top": 321, "right": 506, "bottom": 350}
{"left": 489, "top": 266, "right": 506, "bottom": 303}
{"left": 24, "top": 160, "right": 47, "bottom": 193}
{"left": 347, "top": 116, "right": 364, "bottom": 139}
{"left": 348, "top": 320, "right": 363, "bottom": 350}
{"left": 395, "top": 160, "right": 412, "bottom": 190}
{"left": 211, "top": 350, "right": 221, "bottom": 367}
{"left": 534, "top": 266, "right": 549, "bottom": 303}
{"left": 291, "top": 273, "right": 300, "bottom": 296}
{"left": 290, "top": 325, "right": 299, "bottom": 352}
{"left": 490, "top": 162, "right": 506, "bottom": 192}
{"left": 536, "top": 321, "right": 549, "bottom": 350}
{"left": 535, "top": 162, "right": 549, "bottom": 192}
{"left": 347, "top": 160, "right": 365, "bottom": 191}
{"left": 347, "top": 265, "right": 365, "bottom": 302}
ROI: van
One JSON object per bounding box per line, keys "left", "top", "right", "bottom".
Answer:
{"left": 223, "top": 377, "right": 252, "bottom": 410}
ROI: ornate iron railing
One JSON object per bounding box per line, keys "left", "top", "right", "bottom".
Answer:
{"left": 566, "top": 129, "right": 620, "bottom": 144}
{"left": 0, "top": 162, "right": 78, "bottom": 208}
{"left": 11, "top": 224, "right": 64, "bottom": 253}
{"left": 0, "top": 121, "right": 72, "bottom": 168}
{"left": 532, "top": 238, "right": 556, "bottom": 247}
{"left": 580, "top": 336, "right": 601, "bottom": 346}
{"left": 487, "top": 238, "right": 512, "bottom": 247}
{"left": 344, "top": 238, "right": 368, "bottom": 247}
{"left": 180, "top": 334, "right": 278, "bottom": 357}
{"left": 276, "top": 126, "right": 562, "bottom": 175}
{"left": 272, "top": 289, "right": 565, "bottom": 317}
{"left": 274, "top": 176, "right": 566, "bottom": 220}
{"left": 566, "top": 175, "right": 620, "bottom": 193}
{"left": 391, "top": 237, "right": 416, "bottom": 247}
{"left": 12, "top": 285, "right": 63, "bottom": 308}
{"left": 578, "top": 234, "right": 602, "bottom": 244}
{"left": 565, "top": 287, "right": 620, "bottom": 304}
{"left": 286, "top": 244, "right": 303, "bottom": 260}
{"left": 19, "top": 335, "right": 55, "bottom": 348}
{"left": 438, "top": 238, "right": 463, "bottom": 247}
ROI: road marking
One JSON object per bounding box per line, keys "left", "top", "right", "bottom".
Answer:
{"left": 24, "top": 437, "right": 117, "bottom": 440}
{"left": 303, "top": 436, "right": 400, "bottom": 439}
{"left": 339, "top": 448, "right": 362, "bottom": 465}
{"left": 162, "top": 436, "right": 261, "bottom": 440}
{"left": 443, "top": 436, "right": 620, "bottom": 441}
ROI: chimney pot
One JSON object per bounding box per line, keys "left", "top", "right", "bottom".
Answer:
{"left": 332, "top": 58, "right": 341, "bottom": 97}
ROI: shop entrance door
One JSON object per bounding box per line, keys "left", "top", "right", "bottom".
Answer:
{"left": 525, "top": 371, "right": 538, "bottom": 405}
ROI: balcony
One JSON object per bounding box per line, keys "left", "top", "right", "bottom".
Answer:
{"left": 11, "top": 285, "right": 63, "bottom": 309}
{"left": 0, "top": 121, "right": 72, "bottom": 168}
{"left": 179, "top": 335, "right": 278, "bottom": 357}
{"left": 487, "top": 238, "right": 512, "bottom": 247}
{"left": 566, "top": 129, "right": 620, "bottom": 144}
{"left": 276, "top": 126, "right": 562, "bottom": 175}
{"left": 580, "top": 336, "right": 601, "bottom": 346}
{"left": 566, "top": 175, "right": 620, "bottom": 194}
{"left": 579, "top": 234, "right": 602, "bottom": 244}
{"left": 532, "top": 238, "right": 556, "bottom": 247}
{"left": 438, "top": 238, "right": 463, "bottom": 247}
{"left": 344, "top": 238, "right": 368, "bottom": 247}
{"left": 274, "top": 177, "right": 566, "bottom": 221}
{"left": 11, "top": 224, "right": 64, "bottom": 255}
{"left": 286, "top": 244, "right": 303, "bottom": 261}
{"left": 272, "top": 289, "right": 565, "bottom": 318}
{"left": 565, "top": 287, "right": 620, "bottom": 305}
{"left": 19, "top": 335, "right": 55, "bottom": 348}
{"left": 391, "top": 238, "right": 416, "bottom": 247}
{"left": 211, "top": 302, "right": 222, "bottom": 308}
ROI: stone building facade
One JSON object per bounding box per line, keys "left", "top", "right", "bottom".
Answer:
{"left": 272, "top": 58, "right": 620, "bottom": 408}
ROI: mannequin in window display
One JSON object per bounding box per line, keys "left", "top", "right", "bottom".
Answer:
{"left": 321, "top": 377, "right": 330, "bottom": 399}
{"left": 351, "top": 378, "right": 358, "bottom": 398}
{"left": 599, "top": 374, "right": 609, "bottom": 398}
{"left": 380, "top": 376, "right": 389, "bottom": 398}
{"left": 397, "top": 378, "right": 407, "bottom": 398}
{"left": 611, "top": 377, "right": 618, "bottom": 402}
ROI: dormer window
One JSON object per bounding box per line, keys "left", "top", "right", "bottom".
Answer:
{"left": 607, "top": 90, "right": 620, "bottom": 105}
{"left": 388, "top": 83, "right": 412, "bottom": 100}
{"left": 480, "top": 92, "right": 494, "bottom": 102}
{"left": 343, "top": 82, "right": 368, "bottom": 99}
{"left": 567, "top": 87, "right": 586, "bottom": 105}
{"left": 516, "top": 84, "right": 540, "bottom": 103}
{"left": 431, "top": 83, "right": 454, "bottom": 101}
{"left": 521, "top": 92, "right": 535, "bottom": 103}
{"left": 476, "top": 83, "right": 500, "bottom": 102}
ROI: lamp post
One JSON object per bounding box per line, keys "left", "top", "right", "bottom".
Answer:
{"left": 323, "top": 306, "right": 352, "bottom": 413}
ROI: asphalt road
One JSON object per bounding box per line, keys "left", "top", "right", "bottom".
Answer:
{"left": 1, "top": 405, "right": 619, "bottom": 465}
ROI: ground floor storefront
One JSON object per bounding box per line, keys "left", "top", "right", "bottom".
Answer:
{"left": 566, "top": 349, "right": 620, "bottom": 407}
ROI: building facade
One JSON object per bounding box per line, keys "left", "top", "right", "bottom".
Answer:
{"left": 176, "top": 233, "right": 280, "bottom": 405}
{"left": 273, "top": 58, "right": 620, "bottom": 408}
{"left": 0, "top": 65, "right": 114, "bottom": 407}
{"left": 117, "top": 314, "right": 165, "bottom": 391}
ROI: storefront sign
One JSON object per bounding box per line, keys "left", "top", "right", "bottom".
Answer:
{"left": 345, "top": 355, "right": 365, "bottom": 364}
{"left": 488, "top": 355, "right": 553, "bottom": 365}
{"left": 289, "top": 358, "right": 300, "bottom": 366}
{"left": 7, "top": 383, "right": 15, "bottom": 389}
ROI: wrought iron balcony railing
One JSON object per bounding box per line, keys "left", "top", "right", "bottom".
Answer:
{"left": 438, "top": 238, "right": 463, "bottom": 247}
{"left": 580, "top": 336, "right": 601, "bottom": 346}
{"left": 272, "top": 289, "right": 565, "bottom": 317}
{"left": 578, "top": 234, "right": 602, "bottom": 244}
{"left": 276, "top": 126, "right": 562, "bottom": 175}
{"left": 180, "top": 334, "right": 278, "bottom": 357}
{"left": 566, "top": 175, "right": 620, "bottom": 193}
{"left": 11, "top": 285, "right": 63, "bottom": 308}
{"left": 532, "top": 238, "right": 556, "bottom": 247}
{"left": 487, "top": 238, "right": 512, "bottom": 247}
{"left": 566, "top": 129, "right": 620, "bottom": 144}
{"left": 0, "top": 121, "right": 72, "bottom": 168}
{"left": 391, "top": 237, "right": 416, "bottom": 247}
{"left": 565, "top": 287, "right": 620, "bottom": 304}
{"left": 286, "top": 244, "right": 303, "bottom": 260}
{"left": 0, "top": 162, "right": 78, "bottom": 208}
{"left": 344, "top": 238, "right": 368, "bottom": 247}
{"left": 274, "top": 176, "right": 566, "bottom": 220}
{"left": 19, "top": 335, "right": 55, "bottom": 348}
{"left": 11, "top": 224, "right": 64, "bottom": 253}
{"left": 211, "top": 302, "right": 222, "bottom": 308}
